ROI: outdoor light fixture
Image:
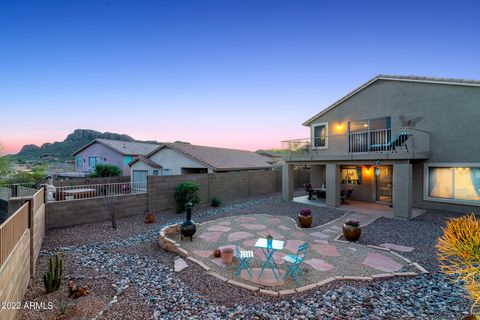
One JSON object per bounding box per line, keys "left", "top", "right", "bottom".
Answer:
{"left": 337, "top": 124, "right": 343, "bottom": 130}
{"left": 363, "top": 123, "right": 368, "bottom": 128}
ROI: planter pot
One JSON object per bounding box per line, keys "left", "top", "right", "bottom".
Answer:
{"left": 343, "top": 224, "right": 361, "bottom": 241}
{"left": 298, "top": 215, "right": 313, "bottom": 228}
{"left": 221, "top": 248, "right": 234, "bottom": 264}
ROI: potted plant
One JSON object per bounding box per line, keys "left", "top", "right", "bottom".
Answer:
{"left": 298, "top": 208, "right": 313, "bottom": 228}
{"left": 221, "top": 247, "right": 234, "bottom": 264}
{"left": 343, "top": 219, "right": 361, "bottom": 241}
{"left": 266, "top": 234, "right": 273, "bottom": 248}
{"left": 213, "top": 248, "right": 221, "bottom": 258}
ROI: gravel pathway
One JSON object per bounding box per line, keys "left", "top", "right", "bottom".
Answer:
{"left": 357, "top": 210, "right": 468, "bottom": 272}
{"left": 33, "top": 194, "right": 472, "bottom": 319}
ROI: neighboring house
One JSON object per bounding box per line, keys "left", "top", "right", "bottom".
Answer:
{"left": 73, "top": 139, "right": 160, "bottom": 176}
{"left": 129, "top": 142, "right": 273, "bottom": 184}
{"left": 282, "top": 74, "right": 480, "bottom": 218}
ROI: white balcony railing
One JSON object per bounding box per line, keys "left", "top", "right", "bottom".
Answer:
{"left": 281, "top": 128, "right": 429, "bottom": 158}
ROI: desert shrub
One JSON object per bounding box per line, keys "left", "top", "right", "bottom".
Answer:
{"left": 90, "top": 164, "right": 121, "bottom": 177}
{"left": 436, "top": 213, "right": 480, "bottom": 315}
{"left": 174, "top": 182, "right": 200, "bottom": 213}
{"left": 211, "top": 197, "right": 221, "bottom": 207}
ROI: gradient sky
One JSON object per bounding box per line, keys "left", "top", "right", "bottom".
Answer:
{"left": 1, "top": 0, "right": 480, "bottom": 155}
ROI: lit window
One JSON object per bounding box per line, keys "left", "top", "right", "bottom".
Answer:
{"left": 341, "top": 166, "right": 362, "bottom": 185}
{"left": 428, "top": 166, "right": 480, "bottom": 202}
{"left": 312, "top": 123, "right": 327, "bottom": 148}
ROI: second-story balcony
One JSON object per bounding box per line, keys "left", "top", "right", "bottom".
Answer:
{"left": 282, "top": 128, "right": 430, "bottom": 161}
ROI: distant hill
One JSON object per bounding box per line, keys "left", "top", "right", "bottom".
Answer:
{"left": 10, "top": 129, "right": 157, "bottom": 162}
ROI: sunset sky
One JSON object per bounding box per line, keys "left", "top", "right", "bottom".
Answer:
{"left": 1, "top": 0, "right": 480, "bottom": 155}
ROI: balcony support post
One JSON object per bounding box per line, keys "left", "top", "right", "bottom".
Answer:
{"left": 326, "top": 163, "right": 341, "bottom": 207}
{"left": 282, "top": 163, "right": 294, "bottom": 201}
{"left": 393, "top": 163, "right": 413, "bottom": 219}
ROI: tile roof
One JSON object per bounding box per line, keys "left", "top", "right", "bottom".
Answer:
{"left": 132, "top": 142, "right": 273, "bottom": 171}
{"left": 131, "top": 156, "right": 163, "bottom": 169}
{"left": 166, "top": 143, "right": 273, "bottom": 171}
{"left": 92, "top": 139, "right": 160, "bottom": 155}
{"left": 303, "top": 74, "right": 480, "bottom": 126}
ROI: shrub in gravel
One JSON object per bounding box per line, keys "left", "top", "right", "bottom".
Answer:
{"left": 174, "top": 182, "right": 200, "bottom": 213}
{"left": 437, "top": 213, "right": 480, "bottom": 315}
{"left": 211, "top": 197, "right": 221, "bottom": 207}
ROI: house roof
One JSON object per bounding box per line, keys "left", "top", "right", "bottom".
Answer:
{"left": 255, "top": 150, "right": 284, "bottom": 158}
{"left": 73, "top": 139, "right": 160, "bottom": 156}
{"left": 132, "top": 156, "right": 163, "bottom": 169}
{"left": 303, "top": 74, "right": 480, "bottom": 126}
{"left": 130, "top": 142, "right": 273, "bottom": 171}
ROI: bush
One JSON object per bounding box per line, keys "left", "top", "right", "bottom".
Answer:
{"left": 90, "top": 164, "right": 121, "bottom": 177}
{"left": 211, "top": 197, "right": 221, "bottom": 207}
{"left": 437, "top": 213, "right": 480, "bottom": 314}
{"left": 174, "top": 182, "right": 200, "bottom": 213}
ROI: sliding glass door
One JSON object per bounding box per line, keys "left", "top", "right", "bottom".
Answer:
{"left": 375, "top": 166, "right": 393, "bottom": 203}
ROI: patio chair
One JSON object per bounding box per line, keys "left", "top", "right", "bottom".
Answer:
{"left": 340, "top": 189, "right": 353, "bottom": 204}
{"left": 369, "top": 131, "right": 411, "bottom": 152}
{"left": 235, "top": 241, "right": 254, "bottom": 278}
{"left": 283, "top": 242, "right": 309, "bottom": 286}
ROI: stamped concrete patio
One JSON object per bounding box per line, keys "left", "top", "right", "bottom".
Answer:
{"left": 169, "top": 212, "right": 426, "bottom": 293}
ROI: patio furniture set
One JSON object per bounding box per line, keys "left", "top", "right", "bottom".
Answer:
{"left": 303, "top": 183, "right": 353, "bottom": 204}
{"left": 235, "top": 237, "right": 309, "bottom": 286}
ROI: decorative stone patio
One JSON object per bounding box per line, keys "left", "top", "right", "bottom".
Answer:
{"left": 164, "top": 212, "right": 427, "bottom": 293}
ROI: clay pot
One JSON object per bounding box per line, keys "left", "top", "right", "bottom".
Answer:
{"left": 343, "top": 224, "right": 361, "bottom": 241}
{"left": 298, "top": 214, "right": 313, "bottom": 228}
{"left": 144, "top": 212, "right": 157, "bottom": 224}
{"left": 221, "top": 248, "right": 234, "bottom": 264}
{"left": 213, "top": 249, "right": 221, "bottom": 258}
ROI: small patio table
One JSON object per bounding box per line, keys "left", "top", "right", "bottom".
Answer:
{"left": 255, "top": 238, "right": 284, "bottom": 282}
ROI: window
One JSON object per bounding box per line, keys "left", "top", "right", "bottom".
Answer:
{"left": 76, "top": 156, "right": 82, "bottom": 168}
{"left": 152, "top": 170, "right": 159, "bottom": 176}
{"left": 124, "top": 156, "right": 133, "bottom": 166}
{"left": 340, "top": 166, "right": 362, "bottom": 185}
{"left": 88, "top": 157, "right": 97, "bottom": 169}
{"left": 312, "top": 122, "right": 328, "bottom": 148}
{"left": 426, "top": 164, "right": 480, "bottom": 204}
{"left": 161, "top": 169, "right": 171, "bottom": 176}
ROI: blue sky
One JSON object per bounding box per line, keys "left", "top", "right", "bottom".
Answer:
{"left": 1, "top": 0, "right": 479, "bottom": 154}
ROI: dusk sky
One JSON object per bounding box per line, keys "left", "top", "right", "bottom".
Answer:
{"left": 1, "top": 0, "right": 479, "bottom": 155}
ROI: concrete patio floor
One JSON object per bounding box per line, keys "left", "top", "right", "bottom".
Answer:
{"left": 170, "top": 213, "right": 424, "bottom": 292}
{"left": 292, "top": 196, "right": 426, "bottom": 218}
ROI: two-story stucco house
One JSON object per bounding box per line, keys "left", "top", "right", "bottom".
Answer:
{"left": 282, "top": 75, "right": 480, "bottom": 218}
{"left": 73, "top": 139, "right": 160, "bottom": 176}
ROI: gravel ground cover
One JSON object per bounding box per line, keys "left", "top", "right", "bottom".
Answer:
{"left": 356, "top": 210, "right": 468, "bottom": 272}
{"left": 19, "top": 193, "right": 472, "bottom": 319}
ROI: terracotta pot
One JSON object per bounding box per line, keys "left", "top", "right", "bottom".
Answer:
{"left": 298, "top": 214, "right": 313, "bottom": 228}
{"left": 221, "top": 248, "right": 234, "bottom": 264}
{"left": 343, "top": 224, "right": 361, "bottom": 241}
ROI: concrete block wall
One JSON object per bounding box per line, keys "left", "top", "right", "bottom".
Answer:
{"left": 0, "top": 230, "right": 30, "bottom": 320}
{"left": 46, "top": 193, "right": 148, "bottom": 229}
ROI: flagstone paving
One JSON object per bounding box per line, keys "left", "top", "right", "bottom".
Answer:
{"left": 170, "top": 213, "right": 419, "bottom": 290}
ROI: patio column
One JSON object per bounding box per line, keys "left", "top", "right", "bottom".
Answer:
{"left": 326, "top": 163, "right": 340, "bottom": 207}
{"left": 310, "top": 165, "right": 325, "bottom": 187}
{"left": 282, "top": 163, "right": 294, "bottom": 200}
{"left": 393, "top": 163, "right": 412, "bottom": 219}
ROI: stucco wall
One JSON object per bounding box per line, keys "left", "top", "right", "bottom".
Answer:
{"left": 132, "top": 148, "right": 211, "bottom": 176}
{"left": 310, "top": 80, "right": 480, "bottom": 163}
{"left": 74, "top": 142, "right": 128, "bottom": 175}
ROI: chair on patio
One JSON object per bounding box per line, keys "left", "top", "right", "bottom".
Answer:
{"left": 235, "top": 241, "right": 254, "bottom": 278}
{"left": 369, "top": 131, "right": 411, "bottom": 152}
{"left": 283, "top": 242, "right": 309, "bottom": 286}
{"left": 340, "top": 189, "right": 353, "bottom": 204}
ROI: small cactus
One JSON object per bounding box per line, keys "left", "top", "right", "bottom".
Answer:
{"left": 43, "top": 254, "right": 63, "bottom": 293}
